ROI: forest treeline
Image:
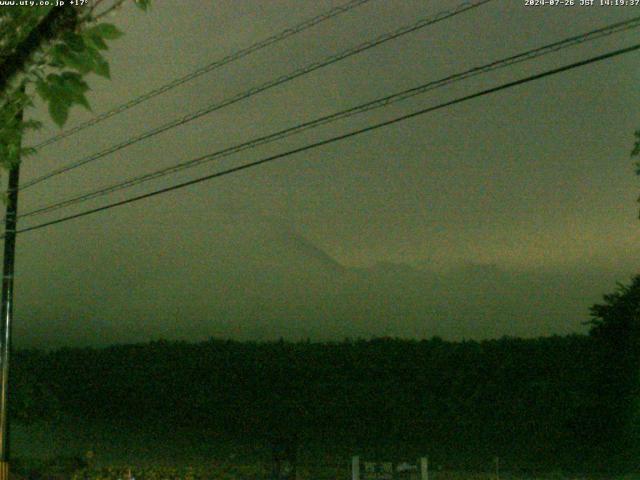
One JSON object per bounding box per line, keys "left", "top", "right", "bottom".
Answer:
{"left": 9, "top": 276, "right": 640, "bottom": 474}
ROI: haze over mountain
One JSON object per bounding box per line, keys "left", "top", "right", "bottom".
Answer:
{"left": 14, "top": 214, "right": 632, "bottom": 348}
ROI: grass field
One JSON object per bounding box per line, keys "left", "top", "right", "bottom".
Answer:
{"left": 10, "top": 418, "right": 639, "bottom": 480}
{"left": 12, "top": 463, "right": 634, "bottom": 480}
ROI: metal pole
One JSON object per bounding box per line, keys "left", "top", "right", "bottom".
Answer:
{"left": 0, "top": 114, "right": 22, "bottom": 480}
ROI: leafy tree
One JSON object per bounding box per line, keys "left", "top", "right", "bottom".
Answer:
{"left": 0, "top": 0, "right": 151, "bottom": 172}
{"left": 585, "top": 275, "right": 640, "bottom": 468}
{"left": 588, "top": 275, "right": 640, "bottom": 341}
{"left": 0, "top": 0, "right": 152, "bottom": 424}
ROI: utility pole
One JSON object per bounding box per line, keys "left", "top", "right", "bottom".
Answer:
{"left": 0, "top": 120, "right": 21, "bottom": 480}
{"left": 0, "top": 7, "right": 79, "bottom": 480}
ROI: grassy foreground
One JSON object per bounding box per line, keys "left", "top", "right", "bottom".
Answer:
{"left": 10, "top": 458, "right": 638, "bottom": 480}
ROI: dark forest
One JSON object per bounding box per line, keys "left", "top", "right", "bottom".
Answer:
{"left": 10, "top": 276, "right": 640, "bottom": 475}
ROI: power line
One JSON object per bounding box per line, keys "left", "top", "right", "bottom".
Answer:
{"left": 19, "top": 0, "right": 493, "bottom": 191}
{"left": 29, "top": 0, "right": 374, "bottom": 150}
{"left": 12, "top": 41, "right": 640, "bottom": 237}
{"left": 17, "top": 14, "right": 640, "bottom": 220}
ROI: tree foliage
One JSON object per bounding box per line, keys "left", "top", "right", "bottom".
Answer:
{"left": 0, "top": 0, "right": 150, "bottom": 171}
{"left": 587, "top": 275, "right": 640, "bottom": 341}
{"left": 586, "top": 275, "right": 640, "bottom": 462}
{"left": 6, "top": 334, "right": 623, "bottom": 473}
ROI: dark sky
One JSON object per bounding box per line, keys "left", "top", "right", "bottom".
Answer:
{"left": 9, "top": 0, "right": 640, "bottom": 347}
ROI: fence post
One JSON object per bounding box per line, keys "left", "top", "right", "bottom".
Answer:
{"left": 420, "top": 457, "right": 428, "bottom": 480}
{"left": 352, "top": 456, "right": 360, "bottom": 480}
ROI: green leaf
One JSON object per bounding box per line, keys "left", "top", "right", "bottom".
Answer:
{"left": 61, "top": 72, "right": 90, "bottom": 93}
{"left": 134, "top": 0, "right": 151, "bottom": 11}
{"left": 49, "top": 99, "right": 69, "bottom": 127}
{"left": 35, "top": 79, "right": 51, "bottom": 101}
{"left": 46, "top": 75, "right": 74, "bottom": 104}
{"left": 83, "top": 30, "right": 108, "bottom": 50}
{"left": 60, "top": 71, "right": 84, "bottom": 84}
{"left": 50, "top": 45, "right": 93, "bottom": 74}
{"left": 77, "top": 93, "right": 91, "bottom": 111}
{"left": 61, "top": 32, "right": 86, "bottom": 52}
{"left": 44, "top": 73, "right": 92, "bottom": 112}
{"left": 87, "top": 49, "right": 110, "bottom": 78}
{"left": 50, "top": 44, "right": 70, "bottom": 65}
{"left": 86, "top": 23, "right": 124, "bottom": 40}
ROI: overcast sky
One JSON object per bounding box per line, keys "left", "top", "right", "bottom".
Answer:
{"left": 7, "top": 0, "right": 640, "bottom": 347}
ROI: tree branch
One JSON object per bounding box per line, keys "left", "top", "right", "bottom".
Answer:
{"left": 93, "top": 0, "right": 127, "bottom": 22}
